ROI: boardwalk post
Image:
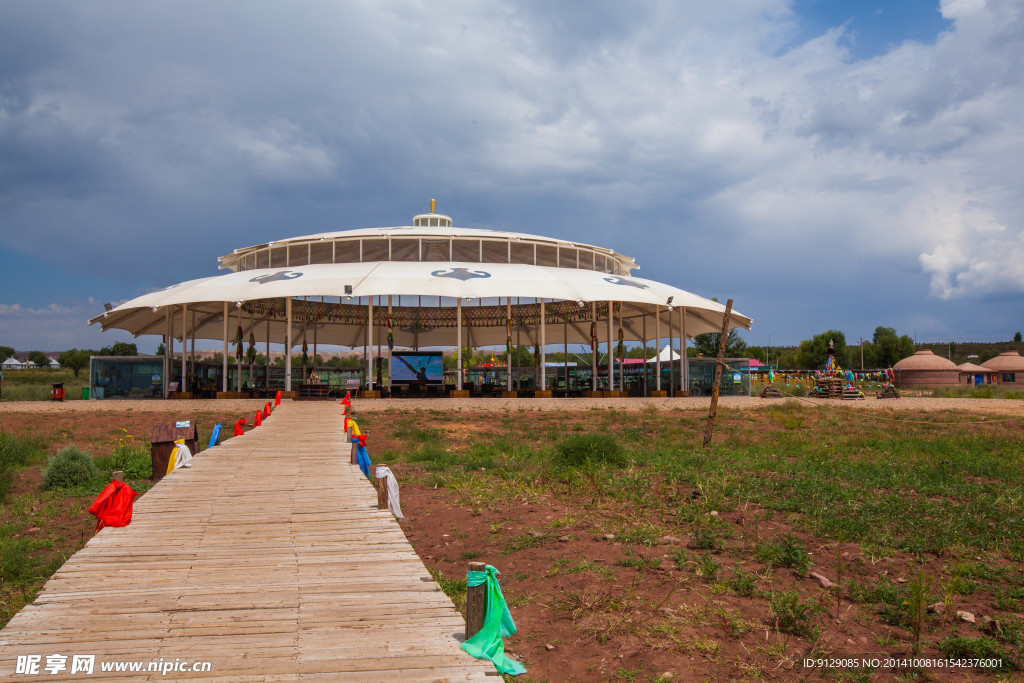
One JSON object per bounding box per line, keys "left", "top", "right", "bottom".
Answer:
{"left": 465, "top": 561, "right": 487, "bottom": 639}
{"left": 112, "top": 471, "right": 124, "bottom": 483}
{"left": 371, "top": 464, "right": 389, "bottom": 510}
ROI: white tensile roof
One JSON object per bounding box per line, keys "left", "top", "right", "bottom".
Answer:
{"left": 90, "top": 219, "right": 751, "bottom": 349}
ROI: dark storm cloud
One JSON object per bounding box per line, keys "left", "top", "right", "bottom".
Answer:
{"left": 1, "top": 0, "right": 1023, "bottom": 349}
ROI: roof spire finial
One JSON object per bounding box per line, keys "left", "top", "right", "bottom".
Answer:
{"left": 430, "top": 198, "right": 436, "bottom": 214}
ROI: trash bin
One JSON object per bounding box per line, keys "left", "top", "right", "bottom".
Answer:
{"left": 50, "top": 383, "right": 65, "bottom": 401}
{"left": 151, "top": 419, "right": 199, "bottom": 482}
{"left": 82, "top": 387, "right": 90, "bottom": 400}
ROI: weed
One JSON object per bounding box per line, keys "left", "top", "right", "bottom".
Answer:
{"left": 553, "top": 433, "right": 626, "bottom": 468}
{"left": 460, "top": 551, "right": 481, "bottom": 560}
{"left": 768, "top": 590, "right": 820, "bottom": 639}
{"left": 696, "top": 554, "right": 721, "bottom": 582}
{"left": 906, "top": 571, "right": 932, "bottom": 655}
{"left": 727, "top": 568, "right": 758, "bottom": 597}
{"left": 669, "top": 547, "right": 692, "bottom": 571}
{"left": 756, "top": 533, "right": 811, "bottom": 575}
{"left": 690, "top": 526, "right": 721, "bottom": 551}
{"left": 502, "top": 533, "right": 548, "bottom": 555}
{"left": 429, "top": 567, "right": 468, "bottom": 612}
{"left": 937, "top": 636, "right": 1018, "bottom": 671}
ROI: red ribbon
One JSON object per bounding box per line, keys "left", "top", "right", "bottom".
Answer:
{"left": 234, "top": 418, "right": 246, "bottom": 436}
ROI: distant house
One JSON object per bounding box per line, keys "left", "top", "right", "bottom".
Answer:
{"left": 981, "top": 351, "right": 1024, "bottom": 387}
{"left": 48, "top": 357, "right": 61, "bottom": 369}
{"left": 1, "top": 357, "right": 26, "bottom": 369}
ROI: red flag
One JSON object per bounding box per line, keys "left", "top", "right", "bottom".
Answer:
{"left": 234, "top": 418, "right": 246, "bottom": 436}
{"left": 275, "top": 390, "right": 282, "bottom": 406}
{"left": 88, "top": 481, "right": 137, "bottom": 532}
{"left": 341, "top": 393, "right": 351, "bottom": 406}
{"left": 254, "top": 411, "right": 262, "bottom": 427}
{"left": 263, "top": 402, "right": 271, "bottom": 418}
{"left": 357, "top": 434, "right": 367, "bottom": 447}
{"left": 344, "top": 415, "right": 349, "bottom": 432}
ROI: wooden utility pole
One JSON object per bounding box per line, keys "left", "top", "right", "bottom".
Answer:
{"left": 702, "top": 299, "right": 733, "bottom": 448}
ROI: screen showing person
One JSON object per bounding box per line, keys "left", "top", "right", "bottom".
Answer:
{"left": 392, "top": 352, "right": 444, "bottom": 383}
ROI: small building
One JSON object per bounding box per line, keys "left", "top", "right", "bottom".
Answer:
{"left": 48, "top": 358, "right": 61, "bottom": 369}
{"left": 1, "top": 357, "right": 26, "bottom": 369}
{"left": 893, "top": 350, "right": 960, "bottom": 388}
{"left": 981, "top": 351, "right": 1024, "bottom": 387}
{"left": 957, "top": 362, "right": 993, "bottom": 386}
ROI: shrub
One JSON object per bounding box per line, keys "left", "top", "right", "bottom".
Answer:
{"left": 42, "top": 446, "right": 98, "bottom": 490}
{"left": 553, "top": 433, "right": 626, "bottom": 468}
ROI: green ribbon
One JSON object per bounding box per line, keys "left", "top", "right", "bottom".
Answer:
{"left": 460, "top": 565, "right": 526, "bottom": 676}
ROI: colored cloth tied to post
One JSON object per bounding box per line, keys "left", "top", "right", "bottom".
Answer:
{"left": 275, "top": 390, "right": 282, "bottom": 406}
{"left": 208, "top": 423, "right": 221, "bottom": 449}
{"left": 254, "top": 410, "right": 262, "bottom": 427}
{"left": 352, "top": 434, "right": 371, "bottom": 478}
{"left": 263, "top": 402, "right": 271, "bottom": 419}
{"left": 234, "top": 418, "right": 246, "bottom": 436}
{"left": 373, "top": 466, "right": 404, "bottom": 519}
{"left": 88, "top": 480, "right": 137, "bottom": 532}
{"left": 460, "top": 565, "right": 525, "bottom": 675}
{"left": 166, "top": 439, "right": 193, "bottom": 475}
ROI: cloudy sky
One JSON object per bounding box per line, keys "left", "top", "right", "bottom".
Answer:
{"left": 1, "top": 0, "right": 1022, "bottom": 352}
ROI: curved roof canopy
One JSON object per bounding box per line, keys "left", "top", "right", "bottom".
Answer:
{"left": 91, "top": 211, "right": 751, "bottom": 349}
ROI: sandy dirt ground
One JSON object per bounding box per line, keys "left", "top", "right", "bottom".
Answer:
{"left": 4, "top": 395, "right": 1022, "bottom": 415}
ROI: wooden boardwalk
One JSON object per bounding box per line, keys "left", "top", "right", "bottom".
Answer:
{"left": 1, "top": 402, "right": 495, "bottom": 681}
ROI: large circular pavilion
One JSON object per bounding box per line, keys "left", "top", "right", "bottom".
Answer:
{"left": 90, "top": 203, "right": 752, "bottom": 397}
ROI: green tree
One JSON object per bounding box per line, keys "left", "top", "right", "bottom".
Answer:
{"left": 99, "top": 341, "right": 138, "bottom": 356}
{"left": 795, "top": 330, "right": 848, "bottom": 369}
{"left": 1015, "top": 331, "right": 1022, "bottom": 343}
{"left": 692, "top": 330, "right": 748, "bottom": 357}
{"left": 58, "top": 349, "right": 91, "bottom": 377}
{"left": 27, "top": 350, "right": 48, "bottom": 368}
{"left": 0, "top": 345, "right": 14, "bottom": 362}
{"left": 871, "top": 326, "right": 914, "bottom": 367}
{"left": 155, "top": 342, "right": 165, "bottom": 355}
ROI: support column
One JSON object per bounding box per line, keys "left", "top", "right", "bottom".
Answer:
{"left": 190, "top": 308, "right": 195, "bottom": 385}
{"left": 168, "top": 310, "right": 174, "bottom": 395}
{"left": 681, "top": 307, "right": 687, "bottom": 393}
{"left": 265, "top": 318, "right": 270, "bottom": 392}
{"left": 606, "top": 301, "right": 613, "bottom": 392}
{"left": 655, "top": 305, "right": 662, "bottom": 392}
{"left": 506, "top": 298, "right": 512, "bottom": 391}
{"left": 285, "top": 297, "right": 292, "bottom": 392}
{"left": 642, "top": 312, "right": 647, "bottom": 396}
{"left": 181, "top": 304, "right": 187, "bottom": 393}
{"left": 539, "top": 299, "right": 546, "bottom": 390}
{"left": 669, "top": 308, "right": 675, "bottom": 396}
{"left": 164, "top": 308, "right": 171, "bottom": 398}
{"left": 456, "top": 297, "right": 463, "bottom": 390}
{"left": 236, "top": 306, "right": 241, "bottom": 393}
{"left": 591, "top": 302, "right": 598, "bottom": 392}
{"left": 367, "top": 298, "right": 374, "bottom": 390}
{"left": 388, "top": 296, "right": 394, "bottom": 392}
{"left": 222, "top": 302, "right": 228, "bottom": 392}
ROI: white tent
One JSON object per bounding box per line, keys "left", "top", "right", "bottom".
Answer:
{"left": 646, "top": 344, "right": 682, "bottom": 363}
{"left": 1, "top": 357, "right": 26, "bottom": 369}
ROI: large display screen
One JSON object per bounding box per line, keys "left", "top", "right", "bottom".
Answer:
{"left": 392, "top": 352, "right": 444, "bottom": 384}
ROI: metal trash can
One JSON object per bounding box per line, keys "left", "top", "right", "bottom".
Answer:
{"left": 151, "top": 419, "right": 199, "bottom": 482}
{"left": 50, "top": 383, "right": 65, "bottom": 401}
